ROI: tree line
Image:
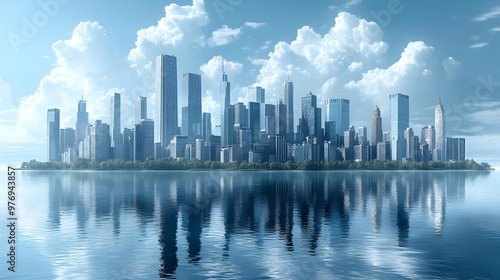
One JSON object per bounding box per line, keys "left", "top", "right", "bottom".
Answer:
{"left": 20, "top": 157, "right": 493, "bottom": 171}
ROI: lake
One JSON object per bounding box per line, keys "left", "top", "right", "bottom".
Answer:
{"left": 3, "top": 170, "right": 500, "bottom": 279}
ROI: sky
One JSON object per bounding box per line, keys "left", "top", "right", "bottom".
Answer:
{"left": 0, "top": 0, "right": 499, "bottom": 167}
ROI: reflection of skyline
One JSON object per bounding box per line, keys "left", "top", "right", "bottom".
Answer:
{"left": 41, "top": 170, "right": 481, "bottom": 277}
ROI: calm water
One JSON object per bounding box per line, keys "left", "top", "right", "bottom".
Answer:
{"left": 2, "top": 170, "right": 500, "bottom": 279}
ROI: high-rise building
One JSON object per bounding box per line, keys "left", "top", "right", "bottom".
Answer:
{"left": 300, "top": 92, "right": 322, "bottom": 138}
{"left": 220, "top": 58, "right": 231, "bottom": 147}
{"left": 110, "top": 93, "right": 123, "bottom": 159}
{"left": 47, "top": 108, "right": 60, "bottom": 162}
{"left": 445, "top": 137, "right": 465, "bottom": 161}
{"left": 358, "top": 126, "right": 368, "bottom": 146}
{"left": 435, "top": 98, "right": 446, "bottom": 161}
{"left": 421, "top": 125, "right": 436, "bottom": 153}
{"left": 59, "top": 128, "right": 75, "bottom": 155}
{"left": 256, "top": 86, "right": 265, "bottom": 103}
{"left": 377, "top": 142, "right": 391, "bottom": 160}
{"left": 170, "top": 135, "right": 187, "bottom": 159}
{"left": 202, "top": 112, "right": 212, "bottom": 140}
{"left": 123, "top": 128, "right": 134, "bottom": 161}
{"left": 404, "top": 128, "right": 418, "bottom": 161}
{"left": 275, "top": 136, "right": 287, "bottom": 163}
{"left": 134, "top": 119, "right": 154, "bottom": 161}
{"left": 371, "top": 106, "right": 383, "bottom": 145}
{"left": 75, "top": 98, "right": 89, "bottom": 144}
{"left": 90, "top": 120, "right": 111, "bottom": 162}
{"left": 135, "top": 96, "right": 147, "bottom": 124}
{"left": 256, "top": 87, "right": 266, "bottom": 131}
{"left": 326, "top": 99, "right": 350, "bottom": 137}
{"left": 283, "top": 79, "right": 294, "bottom": 134}
{"left": 155, "top": 54, "right": 178, "bottom": 147}
{"left": 182, "top": 73, "right": 202, "bottom": 144}
{"left": 248, "top": 102, "right": 261, "bottom": 143}
{"left": 276, "top": 101, "right": 287, "bottom": 137}
{"left": 389, "top": 93, "right": 409, "bottom": 161}
{"left": 324, "top": 121, "right": 337, "bottom": 146}
{"left": 234, "top": 102, "right": 248, "bottom": 128}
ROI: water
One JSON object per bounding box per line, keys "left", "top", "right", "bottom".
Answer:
{"left": 2, "top": 170, "right": 500, "bottom": 279}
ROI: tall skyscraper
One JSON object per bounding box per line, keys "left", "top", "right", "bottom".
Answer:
{"left": 59, "top": 128, "right": 75, "bottom": 155}
{"left": 435, "top": 98, "right": 446, "bottom": 161}
{"left": 234, "top": 102, "right": 248, "bottom": 128}
{"left": 276, "top": 101, "right": 287, "bottom": 137}
{"left": 220, "top": 58, "right": 231, "bottom": 147}
{"left": 202, "top": 112, "right": 212, "bottom": 140}
{"left": 326, "top": 99, "right": 350, "bottom": 136}
{"left": 371, "top": 106, "right": 383, "bottom": 145}
{"left": 389, "top": 93, "right": 409, "bottom": 161}
{"left": 421, "top": 125, "right": 435, "bottom": 152}
{"left": 182, "top": 73, "right": 202, "bottom": 143}
{"left": 134, "top": 119, "right": 154, "bottom": 162}
{"left": 283, "top": 79, "right": 294, "bottom": 134}
{"left": 90, "top": 120, "right": 111, "bottom": 162}
{"left": 256, "top": 86, "right": 265, "bottom": 103}
{"left": 248, "top": 102, "right": 260, "bottom": 143}
{"left": 155, "top": 54, "right": 178, "bottom": 147}
{"left": 47, "top": 108, "right": 60, "bottom": 162}
{"left": 300, "top": 93, "right": 322, "bottom": 138}
{"left": 358, "top": 126, "right": 368, "bottom": 146}
{"left": 75, "top": 97, "right": 89, "bottom": 143}
{"left": 135, "top": 96, "right": 147, "bottom": 124}
{"left": 110, "top": 92, "right": 123, "bottom": 159}
{"left": 404, "top": 128, "right": 415, "bottom": 161}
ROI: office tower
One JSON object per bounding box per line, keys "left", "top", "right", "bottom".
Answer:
{"left": 445, "top": 137, "right": 465, "bottom": 161}
{"left": 421, "top": 125, "right": 436, "bottom": 153}
{"left": 435, "top": 98, "right": 446, "bottom": 160}
{"left": 275, "top": 101, "right": 287, "bottom": 137}
{"left": 265, "top": 116, "right": 276, "bottom": 137}
{"left": 59, "top": 128, "right": 75, "bottom": 155}
{"left": 383, "top": 131, "right": 391, "bottom": 143}
{"left": 354, "top": 145, "right": 369, "bottom": 162}
{"left": 324, "top": 141, "right": 337, "bottom": 162}
{"left": 123, "top": 128, "right": 134, "bottom": 161}
{"left": 326, "top": 99, "right": 350, "bottom": 136}
{"left": 358, "top": 126, "right": 368, "bottom": 146}
{"left": 283, "top": 79, "right": 294, "bottom": 134}
{"left": 224, "top": 105, "right": 235, "bottom": 146}
{"left": 389, "top": 93, "right": 409, "bottom": 161}
{"left": 264, "top": 103, "right": 275, "bottom": 133}
{"left": 202, "top": 112, "right": 212, "bottom": 140}
{"left": 234, "top": 102, "right": 248, "bottom": 128}
{"left": 248, "top": 102, "right": 260, "bottom": 143}
{"left": 135, "top": 96, "right": 147, "bottom": 124}
{"left": 170, "top": 135, "right": 187, "bottom": 159}
{"left": 47, "top": 108, "right": 60, "bottom": 162}
{"left": 275, "top": 136, "right": 287, "bottom": 163}
{"left": 133, "top": 119, "right": 154, "bottom": 162}
{"left": 75, "top": 98, "right": 89, "bottom": 144}
{"left": 90, "top": 120, "right": 111, "bottom": 162}
{"left": 344, "top": 126, "right": 356, "bottom": 149}
{"left": 300, "top": 93, "right": 322, "bottom": 137}
{"left": 195, "top": 139, "right": 206, "bottom": 161}
{"left": 155, "top": 54, "right": 178, "bottom": 147}
{"left": 110, "top": 92, "right": 123, "bottom": 159}
{"left": 181, "top": 73, "right": 202, "bottom": 144}
{"left": 324, "top": 121, "right": 337, "bottom": 147}
{"left": 458, "top": 138, "right": 465, "bottom": 161}
{"left": 404, "top": 128, "right": 417, "bottom": 161}
{"left": 371, "top": 106, "right": 383, "bottom": 145}
{"left": 220, "top": 58, "right": 231, "bottom": 147}
{"left": 377, "top": 142, "right": 391, "bottom": 160}
{"left": 256, "top": 87, "right": 266, "bottom": 131}
{"left": 256, "top": 86, "right": 265, "bottom": 103}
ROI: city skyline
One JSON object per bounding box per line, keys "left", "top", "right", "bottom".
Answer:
{"left": 1, "top": 0, "right": 499, "bottom": 167}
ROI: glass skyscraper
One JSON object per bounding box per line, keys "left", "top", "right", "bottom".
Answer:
{"left": 155, "top": 54, "right": 178, "bottom": 147}
{"left": 283, "top": 79, "right": 294, "bottom": 134}
{"left": 389, "top": 93, "right": 409, "bottom": 161}
{"left": 220, "top": 58, "right": 231, "bottom": 147}
{"left": 47, "top": 108, "right": 60, "bottom": 162}
{"left": 182, "top": 73, "right": 202, "bottom": 144}
{"left": 435, "top": 98, "right": 446, "bottom": 161}
{"left": 135, "top": 96, "right": 147, "bottom": 124}
{"left": 75, "top": 98, "right": 88, "bottom": 144}
{"left": 326, "top": 98, "right": 350, "bottom": 136}
{"left": 371, "top": 106, "right": 383, "bottom": 145}
{"left": 110, "top": 92, "right": 123, "bottom": 159}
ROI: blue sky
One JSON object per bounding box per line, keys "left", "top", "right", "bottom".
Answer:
{"left": 1, "top": 0, "right": 499, "bottom": 167}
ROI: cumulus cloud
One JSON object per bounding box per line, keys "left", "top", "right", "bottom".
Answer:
{"left": 441, "top": 57, "right": 462, "bottom": 79}
{"left": 243, "top": 22, "right": 266, "bottom": 29}
{"left": 207, "top": 25, "right": 242, "bottom": 47}
{"left": 348, "top": 61, "right": 363, "bottom": 71}
{"left": 128, "top": 0, "right": 209, "bottom": 69}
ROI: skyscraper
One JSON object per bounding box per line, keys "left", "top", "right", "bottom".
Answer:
{"left": 220, "top": 58, "right": 231, "bottom": 147}
{"left": 135, "top": 96, "right": 147, "bottom": 124}
{"left": 110, "top": 92, "right": 123, "bottom": 159}
{"left": 256, "top": 86, "right": 265, "bottom": 103}
{"left": 234, "top": 102, "right": 248, "bottom": 128}
{"left": 371, "top": 106, "right": 383, "bottom": 145}
{"left": 182, "top": 73, "right": 202, "bottom": 143}
{"left": 326, "top": 99, "right": 350, "bottom": 136}
{"left": 202, "top": 112, "right": 212, "bottom": 140}
{"left": 283, "top": 79, "right": 294, "bottom": 134}
{"left": 155, "top": 54, "right": 178, "bottom": 147}
{"left": 90, "top": 120, "right": 111, "bottom": 162}
{"left": 421, "top": 125, "right": 435, "bottom": 152}
{"left": 256, "top": 86, "right": 266, "bottom": 131}
{"left": 134, "top": 119, "right": 154, "bottom": 162}
{"left": 248, "top": 101, "right": 260, "bottom": 143}
{"left": 435, "top": 98, "right": 446, "bottom": 161}
{"left": 47, "top": 108, "right": 60, "bottom": 162}
{"left": 75, "top": 97, "right": 89, "bottom": 144}
{"left": 389, "top": 93, "right": 409, "bottom": 161}
{"left": 276, "top": 101, "right": 287, "bottom": 137}
{"left": 404, "top": 128, "right": 416, "bottom": 161}
{"left": 358, "top": 126, "right": 368, "bottom": 146}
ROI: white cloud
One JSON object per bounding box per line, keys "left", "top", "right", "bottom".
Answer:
{"left": 243, "top": 22, "right": 266, "bottom": 29}
{"left": 468, "top": 42, "right": 489, "bottom": 48}
{"left": 348, "top": 61, "right": 363, "bottom": 71}
{"left": 491, "top": 27, "right": 500, "bottom": 32}
{"left": 472, "top": 6, "right": 500, "bottom": 21}
{"left": 345, "top": 0, "right": 362, "bottom": 8}
{"left": 200, "top": 55, "right": 243, "bottom": 79}
{"left": 345, "top": 41, "right": 434, "bottom": 97}
{"left": 128, "top": 0, "right": 208, "bottom": 69}
{"left": 441, "top": 57, "right": 461, "bottom": 79}
{"left": 207, "top": 25, "right": 242, "bottom": 47}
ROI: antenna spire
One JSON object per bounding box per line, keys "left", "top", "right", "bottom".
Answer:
{"left": 221, "top": 56, "right": 225, "bottom": 74}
